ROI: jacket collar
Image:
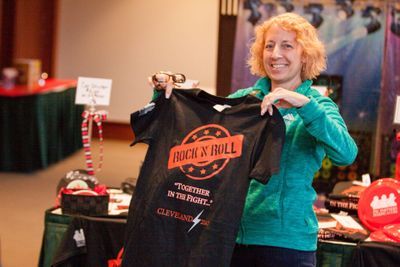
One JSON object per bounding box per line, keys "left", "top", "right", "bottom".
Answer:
{"left": 255, "top": 77, "right": 313, "bottom": 96}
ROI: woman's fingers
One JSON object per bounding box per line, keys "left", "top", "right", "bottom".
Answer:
{"left": 192, "top": 80, "right": 200, "bottom": 88}
{"left": 261, "top": 88, "right": 310, "bottom": 115}
{"left": 148, "top": 76, "right": 155, "bottom": 88}
{"left": 261, "top": 95, "right": 275, "bottom": 116}
{"left": 165, "top": 83, "right": 174, "bottom": 99}
{"left": 260, "top": 98, "right": 268, "bottom": 116}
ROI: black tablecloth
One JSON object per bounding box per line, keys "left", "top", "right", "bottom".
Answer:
{"left": 39, "top": 209, "right": 126, "bottom": 267}
{"left": 39, "top": 209, "right": 400, "bottom": 267}
{"left": 51, "top": 215, "right": 126, "bottom": 267}
{"left": 352, "top": 241, "right": 400, "bottom": 267}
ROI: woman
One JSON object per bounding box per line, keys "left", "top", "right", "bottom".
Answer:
{"left": 153, "top": 13, "right": 357, "bottom": 267}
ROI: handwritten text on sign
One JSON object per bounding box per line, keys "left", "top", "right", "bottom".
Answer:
{"left": 75, "top": 77, "right": 112, "bottom": 106}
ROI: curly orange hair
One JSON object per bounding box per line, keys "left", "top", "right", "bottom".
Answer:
{"left": 248, "top": 13, "right": 326, "bottom": 80}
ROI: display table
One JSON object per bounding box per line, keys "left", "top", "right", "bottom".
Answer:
{"left": 317, "top": 240, "right": 356, "bottom": 267}
{"left": 0, "top": 79, "right": 83, "bottom": 172}
{"left": 39, "top": 208, "right": 400, "bottom": 267}
{"left": 39, "top": 208, "right": 126, "bottom": 267}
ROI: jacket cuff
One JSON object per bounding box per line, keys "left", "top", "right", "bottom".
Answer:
{"left": 296, "top": 98, "right": 324, "bottom": 124}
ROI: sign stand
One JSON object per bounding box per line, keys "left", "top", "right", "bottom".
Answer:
{"left": 75, "top": 77, "right": 112, "bottom": 175}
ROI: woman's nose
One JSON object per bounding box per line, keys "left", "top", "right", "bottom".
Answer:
{"left": 271, "top": 46, "right": 282, "bottom": 58}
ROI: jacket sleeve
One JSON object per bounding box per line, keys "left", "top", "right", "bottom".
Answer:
{"left": 296, "top": 92, "right": 358, "bottom": 166}
{"left": 152, "top": 89, "right": 161, "bottom": 100}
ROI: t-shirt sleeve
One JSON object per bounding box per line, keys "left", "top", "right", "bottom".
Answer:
{"left": 130, "top": 97, "right": 163, "bottom": 145}
{"left": 249, "top": 110, "right": 285, "bottom": 184}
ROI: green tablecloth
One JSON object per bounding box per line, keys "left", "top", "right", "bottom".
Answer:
{"left": 0, "top": 87, "right": 83, "bottom": 172}
{"left": 317, "top": 240, "right": 356, "bottom": 267}
{"left": 38, "top": 210, "right": 73, "bottom": 267}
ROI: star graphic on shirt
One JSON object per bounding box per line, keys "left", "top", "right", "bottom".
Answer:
{"left": 192, "top": 134, "right": 198, "bottom": 140}
{"left": 203, "top": 129, "right": 210, "bottom": 135}
{"left": 212, "top": 164, "right": 218, "bottom": 170}
{"left": 215, "top": 131, "right": 221, "bottom": 136}
{"left": 188, "top": 167, "right": 194, "bottom": 173}
{"left": 200, "top": 169, "right": 206, "bottom": 174}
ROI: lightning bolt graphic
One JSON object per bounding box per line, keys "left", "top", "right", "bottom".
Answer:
{"left": 188, "top": 210, "right": 204, "bottom": 232}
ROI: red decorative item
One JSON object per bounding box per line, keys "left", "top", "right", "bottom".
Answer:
{"left": 369, "top": 229, "right": 398, "bottom": 242}
{"left": 60, "top": 185, "right": 108, "bottom": 196}
{"left": 108, "top": 247, "right": 124, "bottom": 267}
{"left": 60, "top": 185, "right": 109, "bottom": 216}
{"left": 383, "top": 223, "right": 400, "bottom": 242}
{"left": 396, "top": 132, "right": 400, "bottom": 180}
{"left": 72, "top": 189, "right": 99, "bottom": 196}
{"left": 81, "top": 110, "right": 107, "bottom": 175}
{"left": 0, "top": 79, "right": 76, "bottom": 97}
{"left": 358, "top": 178, "right": 400, "bottom": 231}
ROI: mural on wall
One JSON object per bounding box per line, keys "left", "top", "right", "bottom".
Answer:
{"left": 232, "top": 0, "right": 385, "bottom": 131}
{"left": 231, "top": 0, "right": 391, "bottom": 193}
{"left": 378, "top": 3, "right": 400, "bottom": 177}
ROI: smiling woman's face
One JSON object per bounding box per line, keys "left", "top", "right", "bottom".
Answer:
{"left": 263, "top": 24, "right": 304, "bottom": 90}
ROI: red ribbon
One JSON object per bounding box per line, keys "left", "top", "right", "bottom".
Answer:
{"left": 81, "top": 110, "right": 107, "bottom": 175}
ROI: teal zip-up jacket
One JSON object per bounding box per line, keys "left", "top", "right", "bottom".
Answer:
{"left": 228, "top": 77, "right": 358, "bottom": 251}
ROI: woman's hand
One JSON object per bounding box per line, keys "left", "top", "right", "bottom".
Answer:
{"left": 261, "top": 87, "right": 310, "bottom": 116}
{"left": 148, "top": 72, "right": 199, "bottom": 99}
{"left": 148, "top": 72, "right": 175, "bottom": 99}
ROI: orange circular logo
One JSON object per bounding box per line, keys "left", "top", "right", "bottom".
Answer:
{"left": 167, "top": 124, "right": 243, "bottom": 180}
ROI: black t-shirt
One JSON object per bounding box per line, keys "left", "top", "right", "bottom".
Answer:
{"left": 122, "top": 89, "right": 285, "bottom": 267}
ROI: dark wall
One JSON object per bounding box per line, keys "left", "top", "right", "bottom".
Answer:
{"left": 216, "top": 0, "right": 238, "bottom": 96}
{"left": 0, "top": 0, "right": 16, "bottom": 70}
{"left": 0, "top": 0, "right": 58, "bottom": 76}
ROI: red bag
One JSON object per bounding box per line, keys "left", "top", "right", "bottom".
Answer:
{"left": 108, "top": 247, "right": 124, "bottom": 267}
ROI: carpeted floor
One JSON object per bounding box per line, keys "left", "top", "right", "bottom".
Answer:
{"left": 0, "top": 139, "right": 147, "bottom": 267}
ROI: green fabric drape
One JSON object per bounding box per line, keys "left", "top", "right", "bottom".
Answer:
{"left": 317, "top": 241, "right": 355, "bottom": 267}
{"left": 0, "top": 87, "right": 83, "bottom": 172}
{"left": 38, "top": 209, "right": 73, "bottom": 267}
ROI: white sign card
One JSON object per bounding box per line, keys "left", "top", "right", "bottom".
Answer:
{"left": 330, "top": 214, "right": 364, "bottom": 230}
{"left": 75, "top": 77, "right": 112, "bottom": 106}
{"left": 362, "top": 173, "right": 371, "bottom": 186}
{"left": 353, "top": 173, "right": 371, "bottom": 187}
{"left": 318, "top": 220, "right": 337, "bottom": 229}
{"left": 394, "top": 95, "right": 400, "bottom": 124}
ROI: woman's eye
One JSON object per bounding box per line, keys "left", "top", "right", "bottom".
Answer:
{"left": 283, "top": 44, "right": 293, "bottom": 49}
{"left": 265, "top": 44, "right": 274, "bottom": 50}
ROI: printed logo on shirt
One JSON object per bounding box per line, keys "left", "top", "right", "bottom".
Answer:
{"left": 282, "top": 113, "right": 295, "bottom": 122}
{"left": 167, "top": 124, "right": 243, "bottom": 180}
{"left": 156, "top": 207, "right": 210, "bottom": 232}
{"left": 167, "top": 182, "right": 212, "bottom": 206}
